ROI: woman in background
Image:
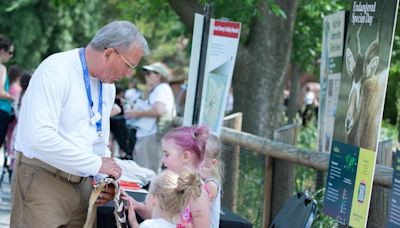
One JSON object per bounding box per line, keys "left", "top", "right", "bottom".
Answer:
{"left": 0, "top": 35, "right": 16, "bottom": 151}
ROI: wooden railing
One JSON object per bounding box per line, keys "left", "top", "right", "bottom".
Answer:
{"left": 219, "top": 113, "right": 394, "bottom": 227}
{"left": 174, "top": 114, "right": 394, "bottom": 227}
{"left": 220, "top": 126, "right": 393, "bottom": 188}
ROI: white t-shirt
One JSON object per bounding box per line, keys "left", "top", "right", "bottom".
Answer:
{"left": 206, "top": 178, "right": 221, "bottom": 228}
{"left": 124, "top": 88, "right": 141, "bottom": 106}
{"left": 304, "top": 91, "right": 315, "bottom": 105}
{"left": 136, "top": 83, "right": 175, "bottom": 138}
{"left": 15, "top": 48, "right": 115, "bottom": 176}
{"left": 140, "top": 219, "right": 175, "bottom": 228}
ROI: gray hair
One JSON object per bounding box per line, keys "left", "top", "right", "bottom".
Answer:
{"left": 89, "top": 21, "right": 150, "bottom": 55}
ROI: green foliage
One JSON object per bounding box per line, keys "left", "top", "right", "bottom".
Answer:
{"left": 380, "top": 119, "right": 398, "bottom": 143}
{"left": 384, "top": 67, "right": 400, "bottom": 123}
{"left": 106, "top": 0, "right": 188, "bottom": 68}
{"left": 267, "top": 0, "right": 287, "bottom": 19}
{"left": 386, "top": 18, "right": 400, "bottom": 124}
{"left": 210, "top": 0, "right": 256, "bottom": 40}
{"left": 296, "top": 124, "right": 339, "bottom": 227}
{"left": 0, "top": 0, "right": 104, "bottom": 70}
{"left": 298, "top": 122, "right": 318, "bottom": 150}
{"left": 310, "top": 188, "right": 339, "bottom": 228}
{"left": 293, "top": 0, "right": 350, "bottom": 74}
{"left": 236, "top": 151, "right": 265, "bottom": 228}
{"left": 296, "top": 124, "right": 318, "bottom": 194}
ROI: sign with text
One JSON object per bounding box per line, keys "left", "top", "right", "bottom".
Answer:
{"left": 318, "top": 11, "right": 346, "bottom": 154}
{"left": 323, "top": 0, "right": 399, "bottom": 227}
{"left": 199, "top": 19, "right": 241, "bottom": 135}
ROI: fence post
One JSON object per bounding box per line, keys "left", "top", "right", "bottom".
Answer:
{"left": 221, "top": 112, "right": 242, "bottom": 211}
{"left": 263, "top": 146, "right": 273, "bottom": 227}
{"left": 367, "top": 139, "right": 392, "bottom": 227}
{"left": 263, "top": 124, "right": 297, "bottom": 227}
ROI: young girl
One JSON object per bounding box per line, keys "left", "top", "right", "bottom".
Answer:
{"left": 128, "top": 125, "right": 211, "bottom": 227}
{"left": 200, "top": 133, "right": 224, "bottom": 228}
{"left": 124, "top": 170, "right": 202, "bottom": 228}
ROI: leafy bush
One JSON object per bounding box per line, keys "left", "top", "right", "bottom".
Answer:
{"left": 296, "top": 123, "right": 338, "bottom": 227}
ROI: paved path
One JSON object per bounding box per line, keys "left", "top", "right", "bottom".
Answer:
{"left": 0, "top": 147, "right": 11, "bottom": 228}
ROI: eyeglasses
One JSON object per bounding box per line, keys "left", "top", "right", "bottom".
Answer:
{"left": 113, "top": 49, "right": 136, "bottom": 71}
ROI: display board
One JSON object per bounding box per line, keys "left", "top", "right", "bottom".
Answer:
{"left": 323, "top": 1, "right": 399, "bottom": 227}
{"left": 317, "top": 11, "right": 346, "bottom": 154}
{"left": 198, "top": 19, "right": 241, "bottom": 135}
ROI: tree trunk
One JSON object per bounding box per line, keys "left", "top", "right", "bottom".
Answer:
{"left": 233, "top": 0, "right": 300, "bottom": 138}
{"left": 169, "top": 0, "right": 300, "bottom": 138}
{"left": 167, "top": 0, "right": 204, "bottom": 32}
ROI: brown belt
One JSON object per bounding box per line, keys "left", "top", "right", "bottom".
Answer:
{"left": 17, "top": 152, "right": 88, "bottom": 184}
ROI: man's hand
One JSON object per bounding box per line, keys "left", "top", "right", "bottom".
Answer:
{"left": 95, "top": 185, "right": 115, "bottom": 206}
{"left": 99, "top": 157, "right": 122, "bottom": 179}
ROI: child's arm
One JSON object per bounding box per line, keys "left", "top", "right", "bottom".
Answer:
{"left": 204, "top": 180, "right": 218, "bottom": 202}
{"left": 132, "top": 200, "right": 151, "bottom": 220}
{"left": 126, "top": 202, "right": 140, "bottom": 228}
{"left": 121, "top": 191, "right": 152, "bottom": 220}
{"left": 122, "top": 194, "right": 140, "bottom": 228}
{"left": 189, "top": 187, "right": 210, "bottom": 228}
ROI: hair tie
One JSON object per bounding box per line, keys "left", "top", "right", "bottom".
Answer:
{"left": 192, "top": 127, "right": 198, "bottom": 140}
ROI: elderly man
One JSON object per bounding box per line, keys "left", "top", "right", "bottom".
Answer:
{"left": 10, "top": 21, "right": 149, "bottom": 227}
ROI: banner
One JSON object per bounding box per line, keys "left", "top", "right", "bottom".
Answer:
{"left": 323, "top": 1, "right": 399, "bottom": 227}
{"left": 318, "top": 11, "right": 347, "bottom": 153}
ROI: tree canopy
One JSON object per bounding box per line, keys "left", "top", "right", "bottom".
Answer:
{"left": 0, "top": 0, "right": 104, "bottom": 69}
{"left": 1, "top": 0, "right": 399, "bottom": 133}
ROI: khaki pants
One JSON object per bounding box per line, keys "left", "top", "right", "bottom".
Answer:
{"left": 10, "top": 156, "right": 93, "bottom": 228}
{"left": 133, "top": 133, "right": 162, "bottom": 173}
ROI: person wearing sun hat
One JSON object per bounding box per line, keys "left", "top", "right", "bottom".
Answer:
{"left": 125, "top": 62, "right": 175, "bottom": 173}
{"left": 142, "top": 62, "right": 172, "bottom": 81}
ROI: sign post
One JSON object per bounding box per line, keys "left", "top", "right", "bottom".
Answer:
{"left": 183, "top": 12, "right": 207, "bottom": 126}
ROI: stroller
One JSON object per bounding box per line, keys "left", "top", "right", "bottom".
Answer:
{"left": 269, "top": 192, "right": 317, "bottom": 228}
{"left": 0, "top": 143, "right": 13, "bottom": 186}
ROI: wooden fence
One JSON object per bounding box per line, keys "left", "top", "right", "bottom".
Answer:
{"left": 218, "top": 113, "right": 394, "bottom": 227}
{"left": 220, "top": 126, "right": 393, "bottom": 188}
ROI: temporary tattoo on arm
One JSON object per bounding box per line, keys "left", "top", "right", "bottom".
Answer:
{"left": 191, "top": 210, "right": 204, "bottom": 218}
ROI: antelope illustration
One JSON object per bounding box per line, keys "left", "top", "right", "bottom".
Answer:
{"left": 344, "top": 25, "right": 386, "bottom": 151}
